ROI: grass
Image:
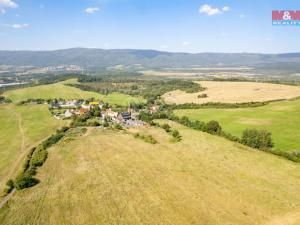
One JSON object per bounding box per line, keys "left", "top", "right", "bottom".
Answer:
{"left": 174, "top": 99, "right": 300, "bottom": 152}
{"left": 163, "top": 81, "right": 300, "bottom": 104}
{"left": 0, "top": 104, "right": 68, "bottom": 190}
{"left": 1, "top": 123, "right": 300, "bottom": 225}
{"left": 3, "top": 79, "right": 144, "bottom": 106}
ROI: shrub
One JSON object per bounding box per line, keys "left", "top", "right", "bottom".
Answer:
{"left": 3, "top": 179, "right": 14, "bottom": 195}
{"left": 162, "top": 124, "right": 171, "bottom": 132}
{"left": 242, "top": 129, "right": 273, "bottom": 150}
{"left": 30, "top": 146, "right": 48, "bottom": 167}
{"left": 103, "top": 121, "right": 109, "bottom": 127}
{"left": 198, "top": 93, "right": 208, "bottom": 98}
{"left": 205, "top": 120, "right": 222, "bottom": 134}
{"left": 114, "top": 123, "right": 123, "bottom": 130}
{"left": 14, "top": 173, "right": 39, "bottom": 190}
{"left": 134, "top": 133, "right": 157, "bottom": 144}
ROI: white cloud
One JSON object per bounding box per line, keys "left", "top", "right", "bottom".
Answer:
{"left": 0, "top": 8, "right": 5, "bottom": 14}
{"left": 199, "top": 4, "right": 230, "bottom": 16}
{"left": 222, "top": 6, "right": 230, "bottom": 12}
{"left": 4, "top": 23, "right": 29, "bottom": 29}
{"left": 182, "top": 41, "right": 190, "bottom": 46}
{"left": 239, "top": 14, "right": 245, "bottom": 18}
{"left": 199, "top": 4, "right": 221, "bottom": 16}
{"left": 0, "top": 0, "right": 18, "bottom": 8}
{"left": 85, "top": 7, "right": 99, "bottom": 14}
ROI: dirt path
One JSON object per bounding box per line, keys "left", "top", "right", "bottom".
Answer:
{"left": 0, "top": 189, "right": 15, "bottom": 209}
{"left": 264, "top": 210, "right": 300, "bottom": 225}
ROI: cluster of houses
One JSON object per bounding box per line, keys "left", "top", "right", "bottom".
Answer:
{"left": 49, "top": 99, "right": 158, "bottom": 127}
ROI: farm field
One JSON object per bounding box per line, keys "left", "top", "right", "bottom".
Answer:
{"left": 0, "top": 104, "right": 68, "bottom": 191}
{"left": 175, "top": 99, "right": 300, "bottom": 152}
{"left": 1, "top": 123, "right": 300, "bottom": 225}
{"left": 163, "top": 81, "right": 300, "bottom": 104}
{"left": 3, "top": 79, "right": 144, "bottom": 106}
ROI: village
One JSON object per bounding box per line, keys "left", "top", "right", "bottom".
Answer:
{"left": 49, "top": 99, "right": 160, "bottom": 128}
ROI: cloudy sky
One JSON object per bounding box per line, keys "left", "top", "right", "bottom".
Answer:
{"left": 0, "top": 0, "right": 300, "bottom": 53}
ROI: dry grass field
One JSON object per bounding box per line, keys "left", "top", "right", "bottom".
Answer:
{"left": 0, "top": 104, "right": 68, "bottom": 192}
{"left": 163, "top": 81, "right": 300, "bottom": 104}
{"left": 1, "top": 123, "right": 300, "bottom": 225}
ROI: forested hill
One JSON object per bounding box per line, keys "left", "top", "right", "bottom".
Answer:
{"left": 1, "top": 48, "right": 300, "bottom": 69}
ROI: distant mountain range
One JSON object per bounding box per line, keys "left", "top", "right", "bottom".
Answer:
{"left": 1, "top": 48, "right": 300, "bottom": 69}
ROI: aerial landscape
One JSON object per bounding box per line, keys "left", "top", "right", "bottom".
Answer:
{"left": 1, "top": 0, "right": 300, "bottom": 225}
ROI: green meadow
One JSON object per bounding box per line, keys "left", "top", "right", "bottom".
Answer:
{"left": 0, "top": 104, "right": 68, "bottom": 190}
{"left": 3, "top": 79, "right": 144, "bottom": 106}
{"left": 175, "top": 99, "right": 300, "bottom": 152}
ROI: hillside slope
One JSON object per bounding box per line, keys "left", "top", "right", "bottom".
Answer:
{"left": 1, "top": 123, "right": 300, "bottom": 225}
{"left": 1, "top": 48, "right": 300, "bottom": 69}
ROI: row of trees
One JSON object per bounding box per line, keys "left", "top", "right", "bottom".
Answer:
{"left": 139, "top": 111, "right": 274, "bottom": 151}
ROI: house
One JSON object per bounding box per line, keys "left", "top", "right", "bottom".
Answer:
{"left": 117, "top": 112, "right": 131, "bottom": 123}
{"left": 81, "top": 104, "right": 91, "bottom": 110}
{"left": 50, "top": 102, "right": 60, "bottom": 109}
{"left": 101, "top": 109, "right": 118, "bottom": 120}
{"left": 64, "top": 109, "right": 74, "bottom": 118}
{"left": 79, "top": 108, "right": 89, "bottom": 115}
{"left": 60, "top": 100, "right": 78, "bottom": 108}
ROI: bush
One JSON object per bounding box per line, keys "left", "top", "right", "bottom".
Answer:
{"left": 114, "top": 123, "right": 123, "bottom": 130}
{"left": 30, "top": 146, "right": 48, "bottom": 167}
{"left": 242, "top": 129, "right": 273, "bottom": 150}
{"left": 198, "top": 93, "right": 208, "bottom": 98}
{"left": 172, "top": 130, "right": 180, "bottom": 138}
{"left": 14, "top": 173, "right": 39, "bottom": 190}
{"left": 103, "top": 121, "right": 109, "bottom": 127}
{"left": 205, "top": 120, "right": 222, "bottom": 134}
{"left": 162, "top": 124, "right": 171, "bottom": 132}
{"left": 134, "top": 133, "right": 157, "bottom": 144}
{"left": 3, "top": 179, "right": 14, "bottom": 195}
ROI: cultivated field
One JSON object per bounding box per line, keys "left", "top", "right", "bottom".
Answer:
{"left": 1, "top": 123, "right": 300, "bottom": 225}
{"left": 175, "top": 99, "right": 300, "bottom": 152}
{"left": 0, "top": 104, "right": 68, "bottom": 191}
{"left": 163, "top": 81, "right": 300, "bottom": 104}
{"left": 3, "top": 79, "right": 144, "bottom": 106}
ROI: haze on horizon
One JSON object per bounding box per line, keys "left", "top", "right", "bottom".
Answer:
{"left": 0, "top": 0, "right": 300, "bottom": 53}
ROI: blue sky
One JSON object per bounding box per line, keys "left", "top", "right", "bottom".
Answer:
{"left": 0, "top": 0, "right": 300, "bottom": 53}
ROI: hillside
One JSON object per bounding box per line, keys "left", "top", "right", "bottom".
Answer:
{"left": 1, "top": 48, "right": 300, "bottom": 69}
{"left": 0, "top": 104, "right": 68, "bottom": 190}
{"left": 1, "top": 123, "right": 300, "bottom": 225}
{"left": 3, "top": 79, "right": 144, "bottom": 106}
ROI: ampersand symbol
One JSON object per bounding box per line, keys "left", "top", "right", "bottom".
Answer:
{"left": 283, "top": 11, "right": 292, "bottom": 20}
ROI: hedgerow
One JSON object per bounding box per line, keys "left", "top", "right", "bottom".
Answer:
{"left": 137, "top": 111, "right": 300, "bottom": 163}
{"left": 12, "top": 127, "right": 69, "bottom": 191}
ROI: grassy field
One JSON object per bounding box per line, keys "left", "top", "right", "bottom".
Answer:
{"left": 3, "top": 79, "right": 144, "bottom": 106}
{"left": 175, "top": 99, "right": 300, "bottom": 152}
{"left": 1, "top": 123, "right": 300, "bottom": 225}
{"left": 0, "top": 104, "right": 68, "bottom": 190}
{"left": 163, "top": 81, "right": 300, "bottom": 104}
